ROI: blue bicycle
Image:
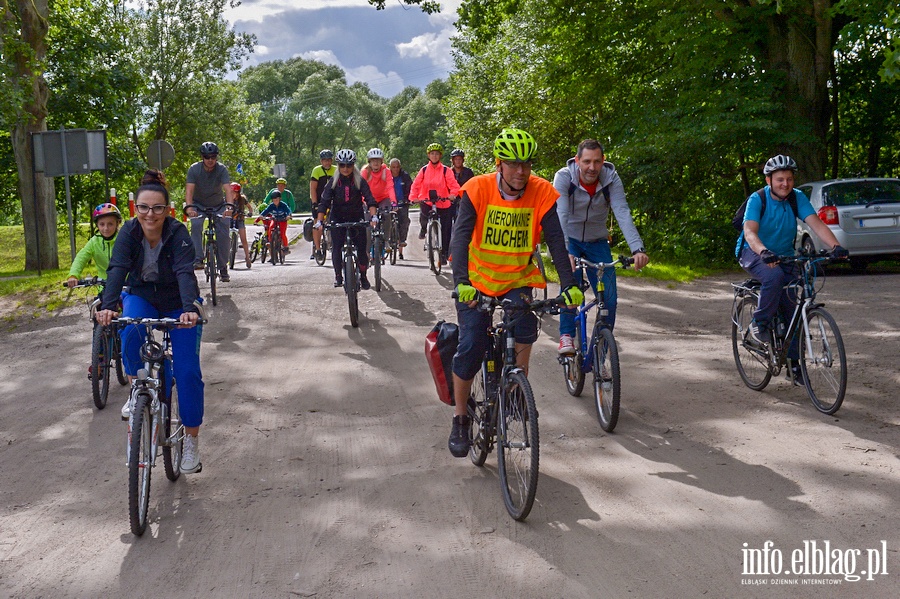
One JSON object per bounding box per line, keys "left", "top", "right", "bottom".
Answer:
{"left": 559, "top": 255, "right": 634, "bottom": 432}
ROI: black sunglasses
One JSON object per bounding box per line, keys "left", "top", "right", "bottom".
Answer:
{"left": 338, "top": 163, "right": 354, "bottom": 168}
{"left": 202, "top": 154, "right": 218, "bottom": 160}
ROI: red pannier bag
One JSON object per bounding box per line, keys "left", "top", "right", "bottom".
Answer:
{"left": 425, "top": 320, "right": 459, "bottom": 405}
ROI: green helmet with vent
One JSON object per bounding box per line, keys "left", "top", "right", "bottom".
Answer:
{"left": 493, "top": 128, "right": 537, "bottom": 162}
{"left": 426, "top": 143, "right": 443, "bottom": 154}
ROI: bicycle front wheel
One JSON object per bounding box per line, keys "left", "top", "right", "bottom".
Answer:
{"left": 731, "top": 296, "right": 772, "bottom": 390}
{"left": 497, "top": 370, "right": 539, "bottom": 521}
{"left": 373, "top": 235, "right": 383, "bottom": 292}
{"left": 250, "top": 238, "right": 260, "bottom": 263}
{"left": 162, "top": 383, "right": 183, "bottom": 481}
{"left": 468, "top": 367, "right": 490, "bottom": 467}
{"left": 91, "top": 324, "right": 112, "bottom": 409}
{"left": 592, "top": 327, "right": 621, "bottom": 432}
{"left": 128, "top": 393, "right": 153, "bottom": 536}
{"left": 563, "top": 324, "right": 585, "bottom": 396}
{"left": 229, "top": 231, "right": 238, "bottom": 269}
{"left": 114, "top": 335, "right": 127, "bottom": 386}
{"left": 388, "top": 218, "right": 398, "bottom": 266}
{"left": 260, "top": 238, "right": 268, "bottom": 264}
{"left": 207, "top": 243, "right": 217, "bottom": 306}
{"left": 344, "top": 257, "right": 359, "bottom": 328}
{"left": 270, "top": 233, "right": 281, "bottom": 265}
{"left": 428, "top": 221, "right": 441, "bottom": 274}
{"left": 801, "top": 308, "right": 847, "bottom": 415}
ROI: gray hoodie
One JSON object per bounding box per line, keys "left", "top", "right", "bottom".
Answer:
{"left": 553, "top": 158, "right": 644, "bottom": 252}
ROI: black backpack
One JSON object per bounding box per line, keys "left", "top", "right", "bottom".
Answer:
{"left": 732, "top": 187, "right": 798, "bottom": 231}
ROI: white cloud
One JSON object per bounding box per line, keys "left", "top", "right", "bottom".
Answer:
{"left": 396, "top": 29, "right": 454, "bottom": 62}
{"left": 298, "top": 50, "right": 405, "bottom": 97}
{"left": 255, "top": 45, "right": 270, "bottom": 56}
{"left": 226, "top": 0, "right": 371, "bottom": 24}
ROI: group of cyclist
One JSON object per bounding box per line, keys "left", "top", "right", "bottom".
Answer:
{"left": 65, "top": 127, "right": 852, "bottom": 473}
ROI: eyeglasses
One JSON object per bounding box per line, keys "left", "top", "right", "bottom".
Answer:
{"left": 135, "top": 203, "right": 168, "bottom": 215}
{"left": 202, "top": 154, "right": 218, "bottom": 160}
{"left": 501, "top": 160, "right": 533, "bottom": 171}
{"left": 338, "top": 163, "right": 354, "bottom": 168}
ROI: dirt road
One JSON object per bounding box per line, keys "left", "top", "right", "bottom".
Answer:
{"left": 1, "top": 234, "right": 898, "bottom": 598}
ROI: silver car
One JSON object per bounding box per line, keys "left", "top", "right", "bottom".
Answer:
{"left": 795, "top": 178, "right": 900, "bottom": 270}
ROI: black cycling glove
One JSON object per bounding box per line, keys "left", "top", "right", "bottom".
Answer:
{"left": 830, "top": 245, "right": 849, "bottom": 259}
{"left": 759, "top": 249, "right": 779, "bottom": 264}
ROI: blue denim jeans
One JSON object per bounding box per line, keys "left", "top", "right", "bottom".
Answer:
{"left": 559, "top": 238, "right": 618, "bottom": 336}
{"left": 738, "top": 246, "right": 800, "bottom": 359}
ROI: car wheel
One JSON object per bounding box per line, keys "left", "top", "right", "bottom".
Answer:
{"left": 849, "top": 256, "right": 868, "bottom": 272}
{"left": 801, "top": 235, "right": 816, "bottom": 257}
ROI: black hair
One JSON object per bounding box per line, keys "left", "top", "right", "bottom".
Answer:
{"left": 135, "top": 183, "right": 170, "bottom": 205}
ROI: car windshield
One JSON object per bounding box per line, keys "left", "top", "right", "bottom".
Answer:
{"left": 823, "top": 180, "right": 900, "bottom": 206}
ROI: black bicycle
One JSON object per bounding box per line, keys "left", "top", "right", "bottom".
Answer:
{"left": 731, "top": 252, "right": 848, "bottom": 414}
{"left": 382, "top": 206, "right": 400, "bottom": 266}
{"left": 115, "top": 314, "right": 205, "bottom": 535}
{"left": 459, "top": 290, "right": 562, "bottom": 521}
{"left": 265, "top": 215, "right": 289, "bottom": 265}
{"left": 370, "top": 212, "right": 389, "bottom": 292}
{"left": 328, "top": 221, "right": 368, "bottom": 328}
{"left": 192, "top": 203, "right": 233, "bottom": 306}
{"left": 65, "top": 277, "right": 128, "bottom": 409}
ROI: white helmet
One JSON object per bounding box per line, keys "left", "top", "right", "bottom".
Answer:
{"left": 763, "top": 154, "right": 797, "bottom": 175}
{"left": 335, "top": 149, "right": 356, "bottom": 164}
{"left": 367, "top": 148, "right": 384, "bottom": 160}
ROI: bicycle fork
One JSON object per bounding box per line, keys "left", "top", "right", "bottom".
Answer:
{"left": 125, "top": 376, "right": 162, "bottom": 467}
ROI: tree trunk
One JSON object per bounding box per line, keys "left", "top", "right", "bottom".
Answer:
{"left": 763, "top": 0, "right": 833, "bottom": 183}
{"left": 5, "top": 0, "right": 58, "bottom": 270}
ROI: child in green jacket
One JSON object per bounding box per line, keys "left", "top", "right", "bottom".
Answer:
{"left": 66, "top": 203, "right": 122, "bottom": 286}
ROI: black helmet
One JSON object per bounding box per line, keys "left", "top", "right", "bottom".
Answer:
{"left": 270, "top": 190, "right": 282, "bottom": 199}
{"left": 319, "top": 149, "right": 333, "bottom": 159}
{"left": 199, "top": 141, "right": 219, "bottom": 156}
{"left": 450, "top": 148, "right": 465, "bottom": 158}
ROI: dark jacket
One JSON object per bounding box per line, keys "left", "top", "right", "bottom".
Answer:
{"left": 102, "top": 217, "right": 200, "bottom": 314}
{"left": 394, "top": 169, "right": 413, "bottom": 205}
{"left": 319, "top": 174, "right": 377, "bottom": 223}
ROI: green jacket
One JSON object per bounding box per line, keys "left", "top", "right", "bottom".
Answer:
{"left": 68, "top": 232, "right": 117, "bottom": 280}
{"left": 266, "top": 188, "right": 295, "bottom": 213}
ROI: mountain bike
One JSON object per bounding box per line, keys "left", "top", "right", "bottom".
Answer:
{"left": 329, "top": 221, "right": 368, "bottom": 328}
{"left": 370, "top": 214, "right": 387, "bottom": 292}
{"left": 314, "top": 227, "right": 331, "bottom": 266}
{"left": 115, "top": 314, "right": 206, "bottom": 536}
{"left": 249, "top": 228, "right": 266, "bottom": 263}
{"left": 195, "top": 203, "right": 233, "bottom": 306}
{"left": 558, "top": 256, "right": 634, "bottom": 432}
{"left": 423, "top": 199, "right": 452, "bottom": 275}
{"left": 458, "top": 290, "right": 562, "bottom": 521}
{"left": 382, "top": 206, "right": 400, "bottom": 266}
{"left": 64, "top": 277, "right": 127, "bottom": 409}
{"left": 731, "top": 252, "right": 848, "bottom": 415}
{"left": 265, "top": 215, "right": 289, "bottom": 265}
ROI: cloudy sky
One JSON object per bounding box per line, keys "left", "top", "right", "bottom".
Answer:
{"left": 224, "top": 0, "right": 461, "bottom": 98}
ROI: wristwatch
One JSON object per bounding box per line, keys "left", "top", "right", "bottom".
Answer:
{"left": 632, "top": 248, "right": 646, "bottom": 255}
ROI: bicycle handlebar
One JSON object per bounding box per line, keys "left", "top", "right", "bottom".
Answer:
{"left": 63, "top": 276, "right": 105, "bottom": 289}
{"left": 111, "top": 316, "right": 209, "bottom": 327}
{"left": 185, "top": 202, "right": 236, "bottom": 217}
{"left": 573, "top": 255, "right": 635, "bottom": 271}
{"left": 326, "top": 220, "right": 369, "bottom": 230}
{"left": 451, "top": 290, "right": 564, "bottom": 314}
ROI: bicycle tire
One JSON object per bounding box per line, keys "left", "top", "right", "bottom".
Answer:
{"left": 260, "top": 237, "right": 268, "bottom": 264}
{"left": 250, "top": 238, "right": 260, "bottom": 263}
{"left": 270, "top": 232, "right": 281, "bottom": 265}
{"left": 314, "top": 246, "right": 327, "bottom": 266}
{"left": 207, "top": 242, "right": 217, "bottom": 306}
{"left": 373, "top": 235, "right": 383, "bottom": 292}
{"left": 800, "top": 307, "right": 847, "bottom": 415}
{"left": 497, "top": 370, "right": 539, "bottom": 521}
{"left": 468, "top": 367, "right": 490, "bottom": 467}
{"left": 345, "top": 256, "right": 359, "bottom": 328}
{"left": 731, "top": 296, "right": 772, "bottom": 390}
{"left": 229, "top": 231, "right": 238, "bottom": 269}
{"left": 91, "top": 324, "right": 111, "bottom": 409}
{"left": 162, "top": 382, "right": 182, "bottom": 481}
{"left": 428, "top": 220, "right": 441, "bottom": 274}
{"left": 128, "top": 392, "right": 153, "bottom": 536}
{"left": 593, "top": 327, "right": 621, "bottom": 432}
{"left": 388, "top": 216, "right": 398, "bottom": 266}
{"left": 564, "top": 324, "right": 585, "bottom": 396}
{"left": 114, "top": 335, "right": 127, "bottom": 386}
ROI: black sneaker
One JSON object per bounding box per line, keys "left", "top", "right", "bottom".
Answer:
{"left": 448, "top": 415, "right": 471, "bottom": 457}
{"left": 193, "top": 262, "right": 204, "bottom": 271}
{"left": 220, "top": 273, "right": 230, "bottom": 282}
{"left": 334, "top": 278, "right": 343, "bottom": 288}
{"left": 360, "top": 274, "right": 371, "bottom": 290}
{"left": 418, "top": 231, "right": 426, "bottom": 240}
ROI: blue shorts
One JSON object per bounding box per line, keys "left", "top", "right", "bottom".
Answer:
{"left": 452, "top": 287, "right": 536, "bottom": 381}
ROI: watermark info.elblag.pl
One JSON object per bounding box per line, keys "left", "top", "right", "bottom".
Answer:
{"left": 741, "top": 540, "right": 889, "bottom": 585}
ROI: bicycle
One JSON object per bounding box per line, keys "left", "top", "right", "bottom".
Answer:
{"left": 423, "top": 198, "right": 451, "bottom": 275}
{"left": 369, "top": 211, "right": 392, "bottom": 292}
{"left": 114, "top": 314, "right": 205, "bottom": 536}
{"left": 193, "top": 203, "right": 234, "bottom": 307}
{"left": 382, "top": 206, "right": 400, "bottom": 266}
{"left": 533, "top": 242, "right": 549, "bottom": 301}
{"left": 64, "top": 277, "right": 127, "bottom": 409}
{"left": 328, "top": 221, "right": 368, "bottom": 328}
{"left": 248, "top": 228, "right": 266, "bottom": 263}
{"left": 458, "top": 290, "right": 562, "bottom": 521}
{"left": 558, "top": 255, "right": 634, "bottom": 432}
{"left": 731, "top": 252, "right": 848, "bottom": 415}
{"left": 263, "top": 214, "right": 289, "bottom": 266}
{"left": 313, "top": 226, "right": 331, "bottom": 266}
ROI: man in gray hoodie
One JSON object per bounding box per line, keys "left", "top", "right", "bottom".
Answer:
{"left": 553, "top": 139, "right": 649, "bottom": 355}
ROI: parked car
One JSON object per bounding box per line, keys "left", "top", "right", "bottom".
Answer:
{"left": 795, "top": 178, "right": 900, "bottom": 270}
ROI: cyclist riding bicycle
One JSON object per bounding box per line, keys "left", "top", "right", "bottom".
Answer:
{"left": 736, "top": 154, "right": 848, "bottom": 383}
{"left": 553, "top": 139, "right": 649, "bottom": 356}
{"left": 230, "top": 182, "right": 254, "bottom": 268}
{"left": 266, "top": 177, "right": 296, "bottom": 214}
{"left": 185, "top": 141, "right": 234, "bottom": 282}
{"left": 447, "top": 128, "right": 582, "bottom": 457}
{"left": 389, "top": 158, "right": 413, "bottom": 259}
{"left": 66, "top": 203, "right": 122, "bottom": 287}
{"left": 411, "top": 142, "right": 460, "bottom": 264}
{"left": 361, "top": 148, "right": 397, "bottom": 211}
{"left": 257, "top": 190, "right": 292, "bottom": 253}
{"left": 449, "top": 148, "right": 474, "bottom": 225}
{"left": 96, "top": 179, "right": 206, "bottom": 474}
{"left": 316, "top": 149, "right": 378, "bottom": 289}
{"left": 309, "top": 149, "right": 336, "bottom": 259}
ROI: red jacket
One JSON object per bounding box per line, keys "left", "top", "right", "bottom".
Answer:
{"left": 410, "top": 162, "right": 460, "bottom": 209}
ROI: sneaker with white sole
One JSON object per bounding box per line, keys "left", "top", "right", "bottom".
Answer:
{"left": 558, "top": 334, "right": 576, "bottom": 355}
{"left": 746, "top": 319, "right": 769, "bottom": 347}
{"left": 181, "top": 435, "right": 202, "bottom": 473}
{"left": 121, "top": 397, "right": 133, "bottom": 420}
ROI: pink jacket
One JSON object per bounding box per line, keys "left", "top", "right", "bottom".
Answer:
{"left": 361, "top": 166, "right": 397, "bottom": 204}
{"left": 410, "top": 162, "right": 460, "bottom": 209}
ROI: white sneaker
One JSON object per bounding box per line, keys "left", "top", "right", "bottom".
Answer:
{"left": 181, "top": 435, "right": 201, "bottom": 473}
{"left": 558, "top": 335, "right": 576, "bottom": 356}
{"left": 121, "top": 398, "right": 133, "bottom": 420}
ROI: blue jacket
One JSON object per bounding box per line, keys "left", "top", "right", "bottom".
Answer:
{"left": 102, "top": 217, "right": 200, "bottom": 314}
{"left": 260, "top": 201, "right": 292, "bottom": 221}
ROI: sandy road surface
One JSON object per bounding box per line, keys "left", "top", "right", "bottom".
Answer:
{"left": 1, "top": 232, "right": 898, "bottom": 598}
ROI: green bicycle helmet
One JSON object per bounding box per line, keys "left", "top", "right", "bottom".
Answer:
{"left": 426, "top": 143, "right": 444, "bottom": 154}
{"left": 493, "top": 128, "right": 537, "bottom": 162}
